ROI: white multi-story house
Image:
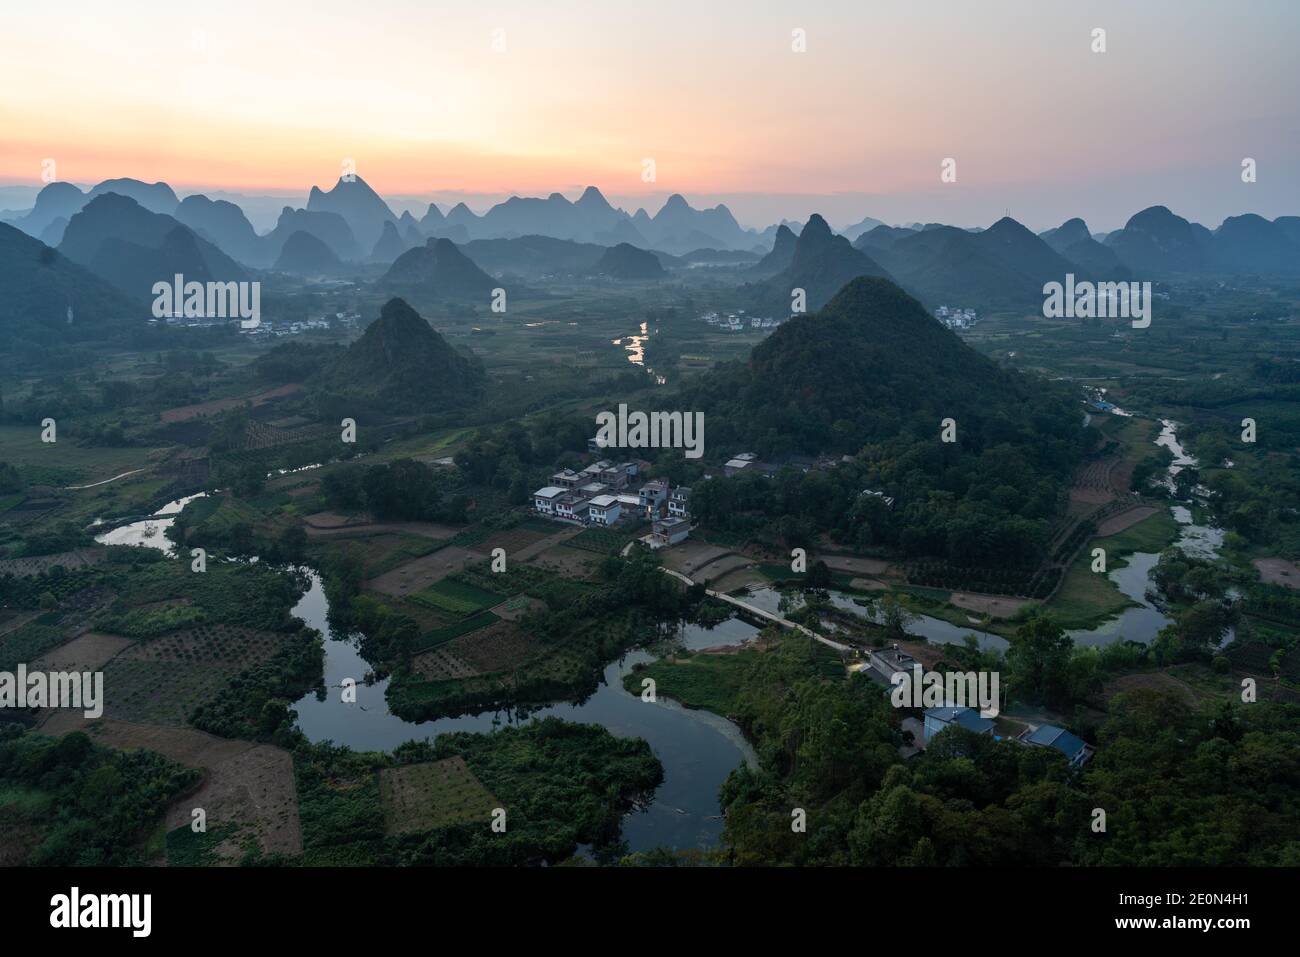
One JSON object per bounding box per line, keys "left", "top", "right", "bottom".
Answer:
{"left": 587, "top": 495, "right": 622, "bottom": 525}
{"left": 533, "top": 486, "right": 565, "bottom": 514}
{"left": 555, "top": 493, "right": 591, "bottom": 522}
{"left": 639, "top": 478, "right": 669, "bottom": 511}
{"left": 668, "top": 486, "right": 691, "bottom": 517}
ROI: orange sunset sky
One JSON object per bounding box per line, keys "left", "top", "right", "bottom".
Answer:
{"left": 2, "top": 0, "right": 1297, "bottom": 230}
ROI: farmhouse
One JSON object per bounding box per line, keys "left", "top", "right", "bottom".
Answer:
{"left": 651, "top": 515, "right": 691, "bottom": 546}
{"left": 554, "top": 493, "right": 591, "bottom": 522}
{"left": 922, "top": 706, "right": 995, "bottom": 744}
{"left": 639, "top": 478, "right": 670, "bottom": 511}
{"left": 551, "top": 469, "right": 583, "bottom": 490}
{"left": 1019, "top": 724, "right": 1094, "bottom": 767}
{"left": 587, "top": 495, "right": 622, "bottom": 525}
{"left": 532, "top": 486, "right": 565, "bottom": 514}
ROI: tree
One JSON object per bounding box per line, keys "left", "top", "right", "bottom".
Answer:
{"left": 806, "top": 559, "right": 832, "bottom": 589}
{"left": 877, "top": 592, "right": 918, "bottom": 640}
{"left": 1006, "top": 614, "right": 1074, "bottom": 705}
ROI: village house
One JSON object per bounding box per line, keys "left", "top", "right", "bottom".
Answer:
{"left": 551, "top": 468, "right": 583, "bottom": 489}
{"left": 639, "top": 478, "right": 670, "bottom": 512}
{"left": 858, "top": 645, "right": 917, "bottom": 687}
{"left": 533, "top": 486, "right": 565, "bottom": 514}
{"left": 652, "top": 515, "right": 691, "bottom": 546}
{"left": 1018, "top": 724, "right": 1094, "bottom": 768}
{"left": 554, "top": 492, "right": 591, "bottom": 522}
{"left": 587, "top": 494, "right": 622, "bottom": 525}
{"left": 667, "top": 486, "right": 691, "bottom": 517}
{"left": 922, "top": 706, "right": 995, "bottom": 744}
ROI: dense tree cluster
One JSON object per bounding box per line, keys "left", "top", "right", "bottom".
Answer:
{"left": 322, "top": 458, "right": 470, "bottom": 524}
{"left": 0, "top": 729, "right": 198, "bottom": 865}
{"left": 717, "top": 635, "right": 1300, "bottom": 866}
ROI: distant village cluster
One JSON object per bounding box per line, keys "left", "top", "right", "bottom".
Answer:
{"left": 532, "top": 446, "right": 878, "bottom": 548}
{"left": 934, "top": 305, "right": 978, "bottom": 330}
{"left": 242, "top": 312, "right": 361, "bottom": 338}
{"left": 148, "top": 311, "right": 361, "bottom": 336}
{"left": 698, "top": 309, "right": 785, "bottom": 332}
{"left": 532, "top": 447, "right": 693, "bottom": 547}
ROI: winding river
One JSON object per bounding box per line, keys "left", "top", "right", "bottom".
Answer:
{"left": 93, "top": 512, "right": 758, "bottom": 853}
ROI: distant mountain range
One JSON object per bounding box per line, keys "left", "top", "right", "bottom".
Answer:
{"left": 3, "top": 178, "right": 776, "bottom": 260}
{"left": 59, "top": 193, "right": 247, "bottom": 302}
{"left": 307, "top": 177, "right": 400, "bottom": 252}
{"left": 857, "top": 217, "right": 1078, "bottom": 308}
{"left": 2, "top": 174, "right": 1297, "bottom": 318}
{"left": 747, "top": 214, "right": 892, "bottom": 314}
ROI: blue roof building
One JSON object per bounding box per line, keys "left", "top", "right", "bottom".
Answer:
{"left": 1022, "top": 724, "right": 1093, "bottom": 767}
{"left": 922, "top": 706, "right": 995, "bottom": 745}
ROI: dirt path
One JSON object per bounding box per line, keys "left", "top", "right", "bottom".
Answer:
{"left": 303, "top": 512, "right": 464, "bottom": 540}
{"left": 64, "top": 468, "right": 150, "bottom": 490}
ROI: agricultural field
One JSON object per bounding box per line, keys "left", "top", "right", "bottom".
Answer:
{"left": 478, "top": 525, "right": 551, "bottom": 556}
{"left": 367, "top": 545, "right": 488, "bottom": 597}
{"left": 412, "top": 611, "right": 500, "bottom": 652}
{"left": 377, "top": 757, "right": 500, "bottom": 835}
{"left": 90, "top": 624, "right": 310, "bottom": 726}
{"left": 393, "top": 606, "right": 647, "bottom": 720}
{"left": 0, "top": 547, "right": 109, "bottom": 577}
{"left": 0, "top": 614, "right": 68, "bottom": 672}
{"left": 31, "top": 631, "right": 134, "bottom": 673}
{"left": 0, "top": 425, "right": 159, "bottom": 485}
{"left": 524, "top": 543, "right": 603, "bottom": 579}
{"left": 624, "top": 648, "right": 758, "bottom": 715}
{"left": 407, "top": 579, "right": 506, "bottom": 617}
{"left": 565, "top": 526, "right": 635, "bottom": 555}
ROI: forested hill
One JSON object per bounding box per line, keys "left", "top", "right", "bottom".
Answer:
{"left": 686, "top": 277, "right": 1078, "bottom": 455}
{"left": 680, "top": 277, "right": 1090, "bottom": 566}
{"left": 313, "top": 297, "right": 486, "bottom": 414}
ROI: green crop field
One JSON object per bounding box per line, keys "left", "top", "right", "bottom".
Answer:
{"left": 413, "top": 611, "right": 500, "bottom": 652}
{"left": 408, "top": 580, "right": 506, "bottom": 617}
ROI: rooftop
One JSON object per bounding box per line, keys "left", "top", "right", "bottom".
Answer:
{"left": 1024, "top": 724, "right": 1089, "bottom": 761}
{"left": 924, "top": 706, "right": 995, "bottom": 734}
